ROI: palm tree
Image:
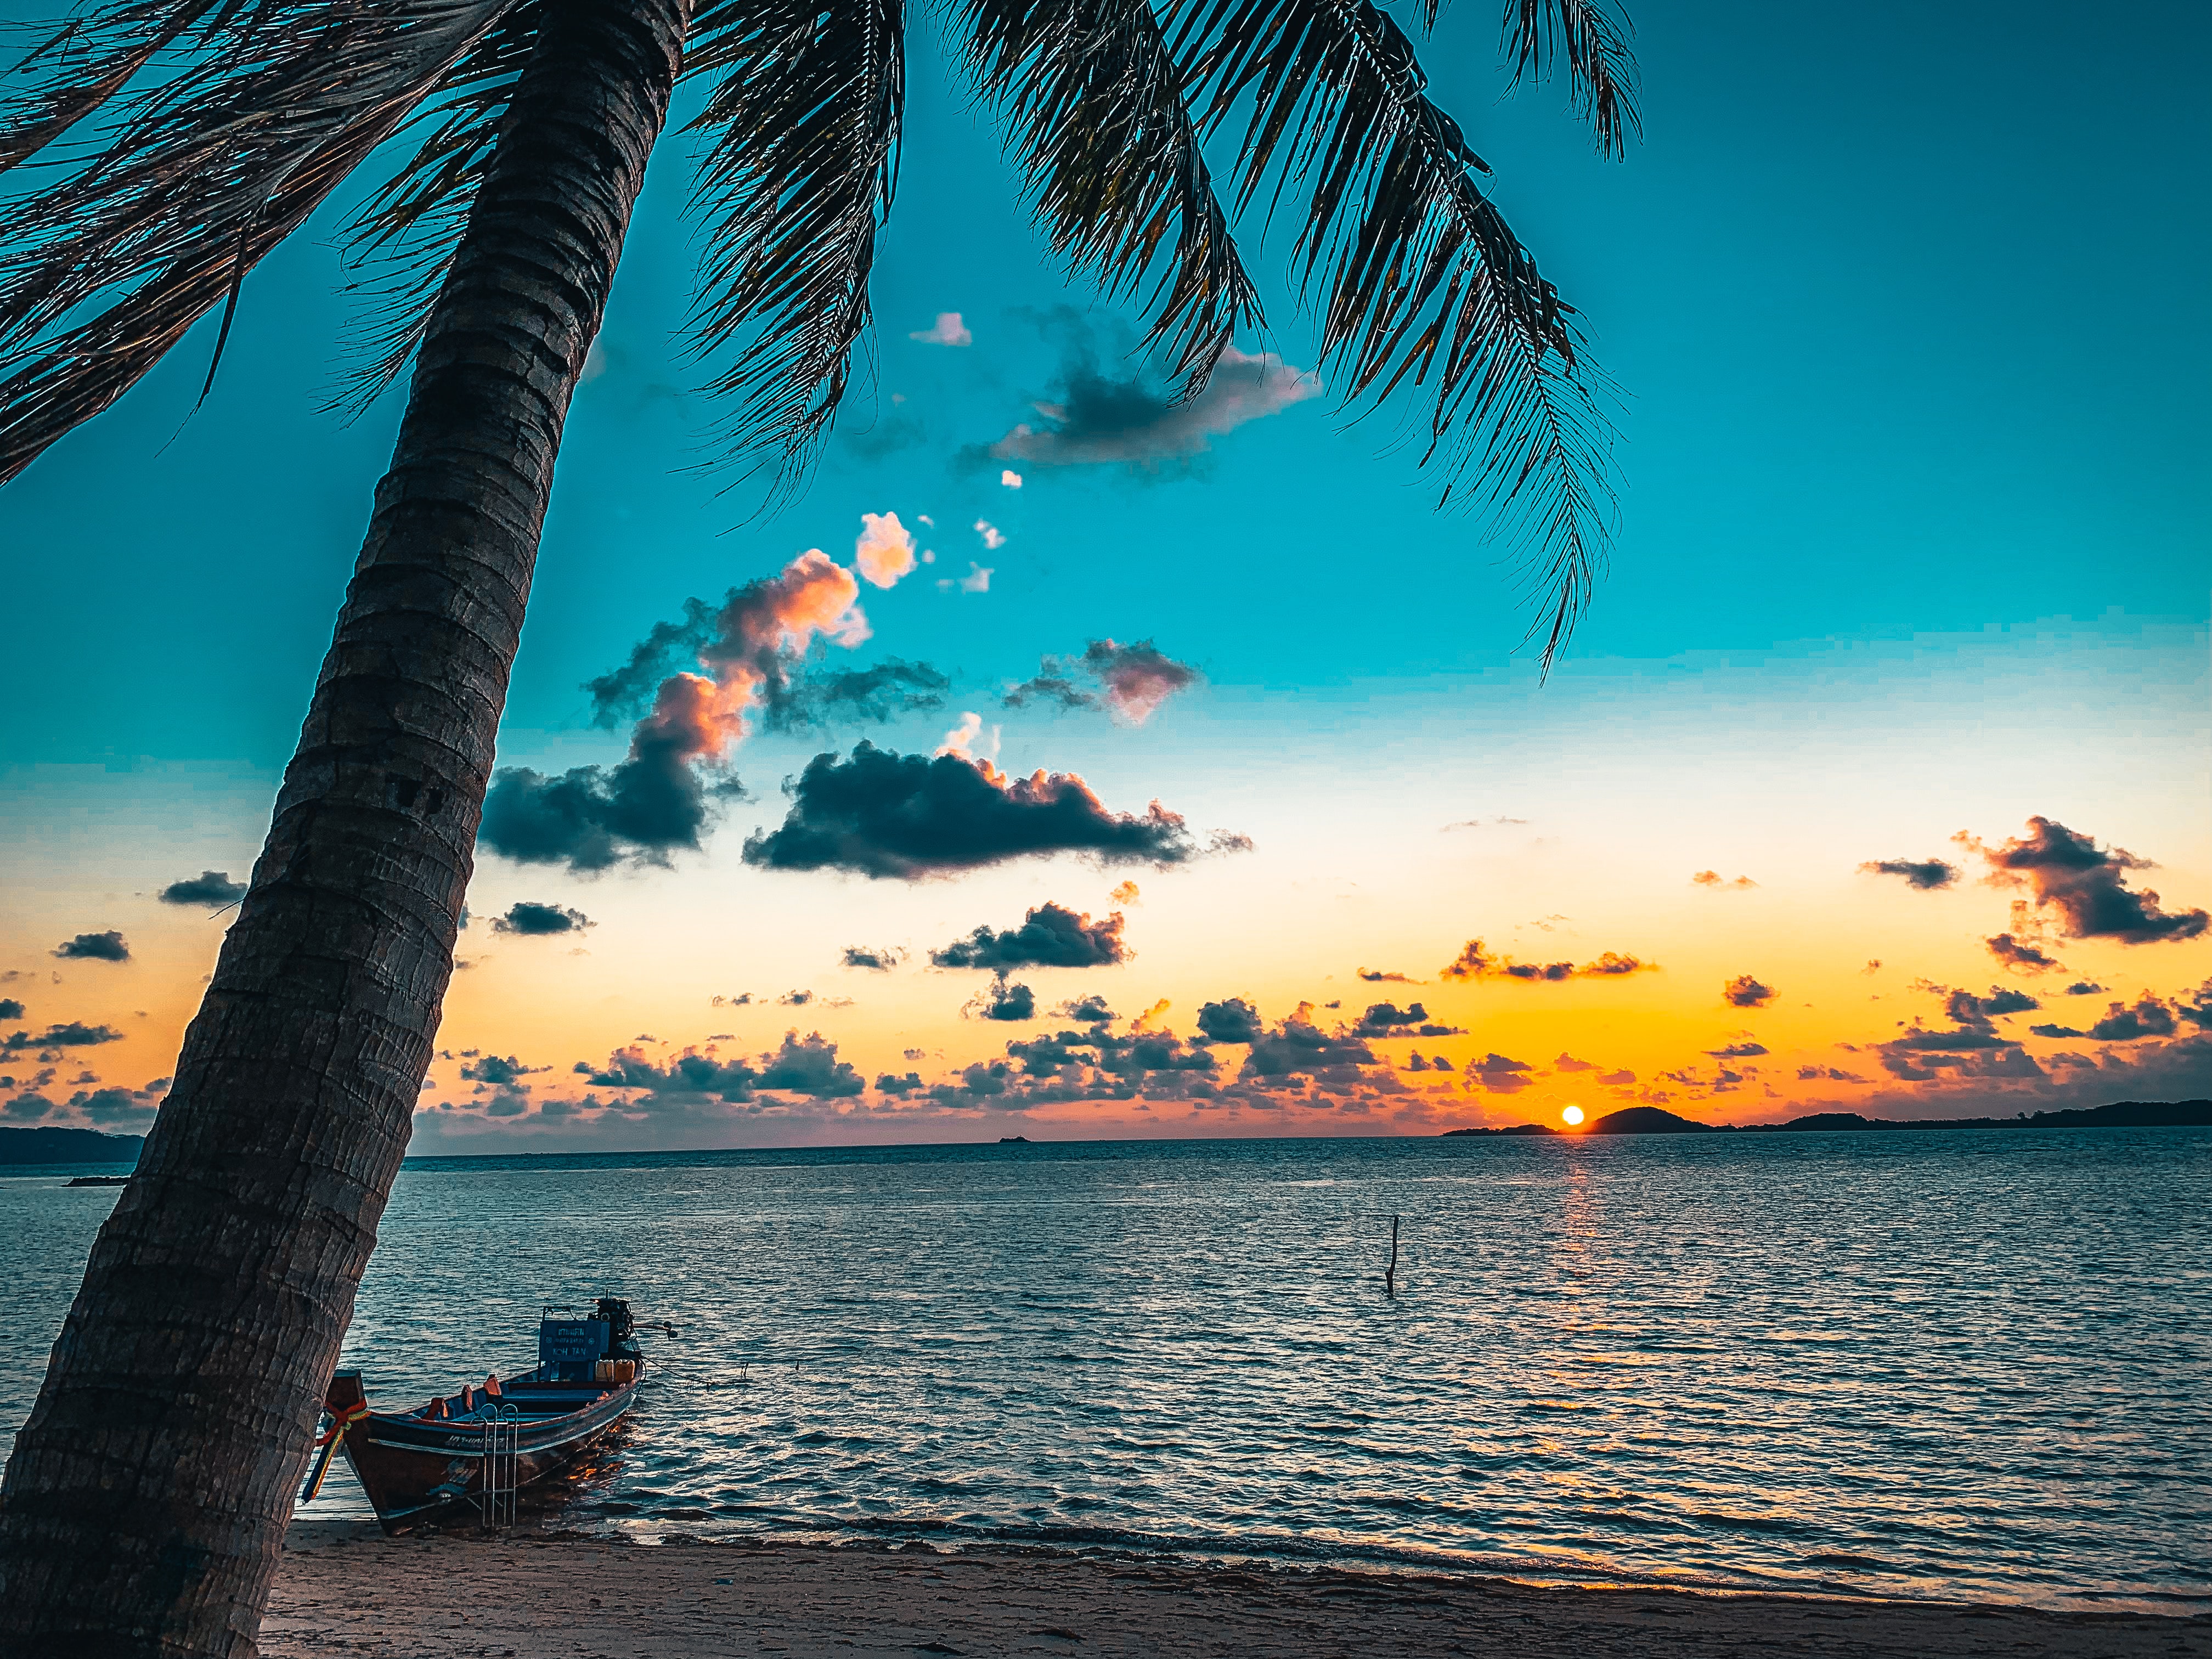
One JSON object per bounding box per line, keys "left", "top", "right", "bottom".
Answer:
{"left": 0, "top": 0, "right": 1632, "bottom": 1646}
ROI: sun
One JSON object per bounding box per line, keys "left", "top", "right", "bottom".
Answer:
{"left": 1562, "top": 1105, "right": 1585, "bottom": 1127}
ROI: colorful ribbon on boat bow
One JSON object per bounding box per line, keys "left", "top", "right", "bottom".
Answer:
{"left": 300, "top": 1401, "right": 370, "bottom": 1503}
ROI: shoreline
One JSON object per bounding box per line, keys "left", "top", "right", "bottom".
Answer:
{"left": 266, "top": 1526, "right": 2211, "bottom": 1658}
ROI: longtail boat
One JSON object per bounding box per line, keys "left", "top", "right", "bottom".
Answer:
{"left": 303, "top": 1295, "right": 672, "bottom": 1531}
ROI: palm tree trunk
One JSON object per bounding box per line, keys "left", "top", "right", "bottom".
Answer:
{"left": 0, "top": 0, "right": 688, "bottom": 1649}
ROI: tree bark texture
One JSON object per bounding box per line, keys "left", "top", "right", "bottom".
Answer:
{"left": 0, "top": 0, "right": 687, "bottom": 1650}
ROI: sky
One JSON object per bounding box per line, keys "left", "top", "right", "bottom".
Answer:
{"left": 1, "top": 0, "right": 2206, "bottom": 1150}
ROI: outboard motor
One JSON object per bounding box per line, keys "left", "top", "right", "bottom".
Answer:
{"left": 594, "top": 1296, "right": 641, "bottom": 1363}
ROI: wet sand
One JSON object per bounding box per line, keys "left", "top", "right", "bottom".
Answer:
{"left": 264, "top": 1525, "right": 2209, "bottom": 1658}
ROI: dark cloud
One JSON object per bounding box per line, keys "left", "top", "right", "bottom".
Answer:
{"left": 2029, "top": 1024, "right": 2084, "bottom": 1039}
{"left": 975, "top": 977, "right": 1036, "bottom": 1022}
{"left": 159, "top": 871, "right": 247, "bottom": 906}
{"left": 1967, "top": 816, "right": 2208, "bottom": 943}
{"left": 3, "top": 1022, "right": 125, "bottom": 1052}
{"left": 53, "top": 931, "right": 129, "bottom": 962}
{"left": 582, "top": 1030, "right": 865, "bottom": 1103}
{"left": 840, "top": 945, "right": 906, "bottom": 971}
{"left": 1357, "top": 969, "right": 1419, "bottom": 984}
{"left": 931, "top": 902, "right": 1130, "bottom": 970}
{"left": 488, "top": 552, "right": 895, "bottom": 874}
{"left": 1942, "top": 986, "right": 2039, "bottom": 1025}
{"left": 1986, "top": 932, "right": 2064, "bottom": 974}
{"left": 1003, "top": 1023, "right": 1216, "bottom": 1085}
{"left": 1195, "top": 997, "right": 1263, "bottom": 1046}
{"left": 1468, "top": 1053, "right": 1536, "bottom": 1093}
{"left": 875, "top": 1070, "right": 926, "bottom": 1094}
{"left": 742, "top": 743, "right": 1240, "bottom": 879}
{"left": 1706, "top": 1042, "right": 1769, "bottom": 1058}
{"left": 490, "top": 901, "right": 592, "bottom": 936}
{"left": 1722, "top": 975, "right": 1775, "bottom": 1008}
{"left": 1553, "top": 1053, "right": 1597, "bottom": 1072}
{"left": 1056, "top": 994, "right": 1116, "bottom": 1024}
{"left": 1004, "top": 640, "right": 1200, "bottom": 724}
{"left": 757, "top": 1031, "right": 869, "bottom": 1096}
{"left": 712, "top": 992, "right": 757, "bottom": 1007}
{"left": 778, "top": 990, "right": 815, "bottom": 1006}
{"left": 1439, "top": 939, "right": 1654, "bottom": 981}
{"left": 1859, "top": 857, "right": 1959, "bottom": 891}
{"left": 1797, "top": 1065, "right": 1865, "bottom": 1082}
{"left": 1596, "top": 1068, "right": 1635, "bottom": 1086}
{"left": 0, "top": 1000, "right": 21, "bottom": 1020}
{"left": 459, "top": 1054, "right": 548, "bottom": 1085}
{"left": 2086, "top": 998, "right": 2176, "bottom": 1042}
{"left": 761, "top": 659, "right": 951, "bottom": 732}
{"left": 1243, "top": 1007, "right": 1377, "bottom": 1079}
{"left": 2182, "top": 983, "right": 2212, "bottom": 1029}
{"left": 1351, "top": 1001, "right": 1463, "bottom": 1037}
{"left": 2064, "top": 981, "right": 2106, "bottom": 996}
{"left": 981, "top": 335, "right": 1318, "bottom": 472}
{"left": 1691, "top": 871, "right": 1758, "bottom": 890}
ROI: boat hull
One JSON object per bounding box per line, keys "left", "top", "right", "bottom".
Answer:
{"left": 324, "top": 1370, "right": 637, "bottom": 1532}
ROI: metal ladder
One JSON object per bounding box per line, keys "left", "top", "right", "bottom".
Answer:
{"left": 476, "top": 1403, "right": 520, "bottom": 1532}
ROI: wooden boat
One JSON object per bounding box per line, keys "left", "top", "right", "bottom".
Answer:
{"left": 304, "top": 1295, "right": 670, "bottom": 1531}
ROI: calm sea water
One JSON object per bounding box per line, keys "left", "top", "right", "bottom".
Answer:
{"left": 5, "top": 1131, "right": 2208, "bottom": 1610}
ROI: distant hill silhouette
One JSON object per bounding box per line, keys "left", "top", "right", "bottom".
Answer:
{"left": 0, "top": 1126, "right": 145, "bottom": 1166}
{"left": 1445, "top": 1098, "right": 2211, "bottom": 1138}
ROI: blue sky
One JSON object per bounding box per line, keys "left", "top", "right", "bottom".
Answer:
{"left": 2, "top": 0, "right": 2206, "bottom": 1146}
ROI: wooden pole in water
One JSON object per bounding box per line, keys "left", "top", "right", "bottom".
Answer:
{"left": 1385, "top": 1214, "right": 1400, "bottom": 1297}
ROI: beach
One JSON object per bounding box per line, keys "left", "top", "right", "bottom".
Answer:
{"left": 264, "top": 1527, "right": 2210, "bottom": 1658}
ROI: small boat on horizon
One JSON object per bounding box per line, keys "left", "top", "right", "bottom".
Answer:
{"left": 304, "top": 1295, "right": 672, "bottom": 1532}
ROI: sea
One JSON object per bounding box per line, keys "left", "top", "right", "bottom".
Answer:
{"left": 4, "top": 1130, "right": 2208, "bottom": 1611}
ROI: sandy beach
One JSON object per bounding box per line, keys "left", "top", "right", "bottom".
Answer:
{"left": 263, "top": 1526, "right": 2210, "bottom": 1658}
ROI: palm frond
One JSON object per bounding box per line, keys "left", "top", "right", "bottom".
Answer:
{"left": 1502, "top": 0, "right": 1638, "bottom": 159}
{"left": 682, "top": 0, "right": 902, "bottom": 494}
{"left": 1175, "top": 0, "right": 1616, "bottom": 668}
{"left": 0, "top": 0, "right": 223, "bottom": 174}
{"left": 328, "top": 0, "right": 545, "bottom": 412}
{"left": 0, "top": 0, "right": 524, "bottom": 483}
{"left": 957, "top": 0, "right": 1259, "bottom": 390}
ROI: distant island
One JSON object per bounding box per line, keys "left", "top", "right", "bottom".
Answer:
{"left": 1445, "top": 1098, "right": 2212, "bottom": 1137}
{"left": 0, "top": 1125, "right": 145, "bottom": 1166}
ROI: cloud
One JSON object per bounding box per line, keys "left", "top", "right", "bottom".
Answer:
{"left": 486, "top": 548, "right": 888, "bottom": 873}
{"left": 1004, "top": 640, "right": 1201, "bottom": 725}
{"left": 582, "top": 1030, "right": 865, "bottom": 1103}
{"left": 2086, "top": 997, "right": 2177, "bottom": 1042}
{"left": 1056, "top": 994, "right": 1115, "bottom": 1024}
{"left": 973, "top": 977, "right": 1036, "bottom": 1022}
{"left": 1859, "top": 857, "right": 1959, "bottom": 891}
{"left": 2029, "top": 1024, "right": 2083, "bottom": 1039}
{"left": 1438, "top": 939, "right": 1655, "bottom": 981}
{"left": 1109, "top": 881, "right": 1141, "bottom": 906}
{"left": 3, "top": 1022, "right": 125, "bottom": 1052}
{"left": 1706, "top": 1042, "right": 1769, "bottom": 1058}
{"left": 741, "top": 741, "right": 1244, "bottom": 879}
{"left": 2064, "top": 981, "right": 2106, "bottom": 996}
{"left": 1554, "top": 1053, "right": 1597, "bottom": 1072}
{"left": 490, "top": 901, "right": 591, "bottom": 936}
{"left": 1195, "top": 997, "right": 1263, "bottom": 1045}
{"left": 1691, "top": 871, "right": 1758, "bottom": 890}
{"left": 1943, "top": 986, "right": 2038, "bottom": 1024}
{"left": 1468, "top": 1053, "right": 1536, "bottom": 1093}
{"left": 853, "top": 512, "right": 918, "bottom": 589}
{"left": 1986, "top": 933, "right": 2064, "bottom": 974}
{"left": 53, "top": 931, "right": 129, "bottom": 962}
{"left": 986, "top": 345, "right": 1319, "bottom": 470}
{"left": 1722, "top": 974, "right": 1775, "bottom": 1008}
{"left": 460, "top": 1054, "right": 548, "bottom": 1085}
{"left": 931, "top": 902, "right": 1130, "bottom": 970}
{"left": 840, "top": 945, "right": 906, "bottom": 971}
{"left": 1243, "top": 1007, "right": 1378, "bottom": 1078}
{"left": 1000, "top": 470, "right": 1023, "bottom": 488}
{"left": 1965, "top": 816, "right": 2208, "bottom": 943}
{"left": 0, "top": 1000, "right": 21, "bottom": 1020}
{"left": 1351, "top": 1001, "right": 1462, "bottom": 1037}
{"left": 1357, "top": 969, "right": 1418, "bottom": 983}
{"left": 159, "top": 871, "right": 246, "bottom": 906}
{"left": 910, "top": 311, "right": 972, "bottom": 347}
{"left": 763, "top": 660, "right": 953, "bottom": 731}
{"left": 1595, "top": 1068, "right": 1635, "bottom": 1086}
{"left": 939, "top": 560, "right": 995, "bottom": 593}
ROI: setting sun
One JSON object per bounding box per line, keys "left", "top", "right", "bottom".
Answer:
{"left": 1562, "top": 1105, "right": 1586, "bottom": 1127}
